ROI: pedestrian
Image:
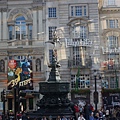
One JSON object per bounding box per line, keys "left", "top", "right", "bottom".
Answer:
{"left": 94, "top": 112, "right": 99, "bottom": 120}
{"left": 74, "top": 104, "right": 80, "bottom": 120}
{"left": 62, "top": 116, "right": 67, "bottom": 120}
{"left": 84, "top": 102, "right": 90, "bottom": 120}
{"left": 22, "top": 112, "right": 28, "bottom": 120}
{"left": 56, "top": 116, "right": 61, "bottom": 120}
{"left": 89, "top": 112, "right": 94, "bottom": 120}
{"left": 78, "top": 113, "right": 85, "bottom": 120}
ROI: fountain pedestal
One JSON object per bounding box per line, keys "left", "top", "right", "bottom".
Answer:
{"left": 26, "top": 32, "right": 74, "bottom": 119}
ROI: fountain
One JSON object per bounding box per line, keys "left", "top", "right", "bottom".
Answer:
{"left": 26, "top": 30, "right": 74, "bottom": 120}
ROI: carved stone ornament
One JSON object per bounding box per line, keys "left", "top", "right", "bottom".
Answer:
{"left": 7, "top": 8, "right": 32, "bottom": 22}
{"left": 32, "top": 48, "right": 44, "bottom": 55}
{"left": 33, "top": 0, "right": 43, "bottom": 3}
{"left": 0, "top": 51, "right": 8, "bottom": 56}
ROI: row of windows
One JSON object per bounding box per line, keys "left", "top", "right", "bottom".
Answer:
{"left": 71, "top": 74, "right": 119, "bottom": 89}
{"left": 107, "top": 0, "right": 115, "bottom": 6}
{"left": 48, "top": 5, "right": 87, "bottom": 18}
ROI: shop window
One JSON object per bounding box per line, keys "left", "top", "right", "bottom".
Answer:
{"left": 71, "top": 74, "right": 90, "bottom": 89}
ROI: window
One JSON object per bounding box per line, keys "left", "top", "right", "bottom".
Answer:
{"left": 108, "top": 0, "right": 115, "bottom": 5}
{"left": 70, "top": 5, "right": 87, "bottom": 17}
{"left": 28, "top": 25, "right": 32, "bottom": 40}
{"left": 106, "top": 19, "right": 118, "bottom": 28}
{"left": 0, "top": 60, "right": 5, "bottom": 72}
{"left": 107, "top": 36, "right": 118, "bottom": 48}
{"left": 49, "top": 49, "right": 57, "bottom": 64}
{"left": 110, "top": 77, "right": 118, "bottom": 88}
{"left": 8, "top": 26, "right": 13, "bottom": 40}
{"left": 15, "top": 16, "right": 26, "bottom": 40}
{"left": 72, "top": 26, "right": 87, "bottom": 38}
{"left": 36, "top": 58, "right": 41, "bottom": 72}
{"left": 8, "top": 15, "right": 32, "bottom": 40}
{"left": 75, "top": 6, "right": 82, "bottom": 16}
{"left": 49, "top": 26, "right": 57, "bottom": 40}
{"left": 71, "top": 74, "right": 90, "bottom": 89}
{"left": 73, "top": 47, "right": 80, "bottom": 66}
{"left": 48, "top": 8, "right": 56, "bottom": 18}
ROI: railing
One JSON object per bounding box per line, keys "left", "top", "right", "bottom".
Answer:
{"left": 68, "top": 58, "right": 92, "bottom": 68}
{"left": 7, "top": 39, "right": 33, "bottom": 46}
{"left": 65, "top": 38, "right": 92, "bottom": 47}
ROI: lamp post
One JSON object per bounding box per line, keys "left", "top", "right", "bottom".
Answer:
{"left": 93, "top": 70, "right": 98, "bottom": 113}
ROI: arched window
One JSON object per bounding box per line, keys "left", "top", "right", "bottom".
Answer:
{"left": 0, "top": 60, "right": 5, "bottom": 72}
{"left": 36, "top": 58, "right": 41, "bottom": 71}
{"left": 15, "top": 16, "right": 26, "bottom": 40}
{"left": 8, "top": 15, "right": 32, "bottom": 40}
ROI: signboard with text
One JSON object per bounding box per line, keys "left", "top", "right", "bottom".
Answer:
{"left": 7, "top": 59, "right": 33, "bottom": 89}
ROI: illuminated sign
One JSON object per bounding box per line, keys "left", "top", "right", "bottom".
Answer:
{"left": 7, "top": 58, "right": 32, "bottom": 88}
{"left": 8, "top": 60, "right": 17, "bottom": 70}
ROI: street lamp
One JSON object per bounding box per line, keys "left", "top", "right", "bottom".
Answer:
{"left": 93, "top": 70, "right": 99, "bottom": 113}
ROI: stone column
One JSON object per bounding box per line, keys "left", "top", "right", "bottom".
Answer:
{"left": 38, "top": 7, "right": 43, "bottom": 40}
{"left": 2, "top": 8, "right": 8, "bottom": 41}
{"left": 32, "top": 7, "right": 37, "bottom": 40}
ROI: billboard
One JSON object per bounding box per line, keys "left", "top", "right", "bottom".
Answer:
{"left": 7, "top": 58, "right": 33, "bottom": 89}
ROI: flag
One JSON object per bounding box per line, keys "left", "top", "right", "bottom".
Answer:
{"left": 75, "top": 67, "right": 80, "bottom": 91}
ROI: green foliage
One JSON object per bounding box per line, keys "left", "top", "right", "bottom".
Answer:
{"left": 71, "top": 89, "right": 90, "bottom": 94}
{"left": 102, "top": 88, "right": 120, "bottom": 93}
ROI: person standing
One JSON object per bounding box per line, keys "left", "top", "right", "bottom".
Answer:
{"left": 74, "top": 104, "right": 80, "bottom": 120}
{"left": 78, "top": 113, "right": 85, "bottom": 120}
{"left": 84, "top": 103, "right": 90, "bottom": 120}
{"left": 89, "top": 112, "right": 94, "bottom": 120}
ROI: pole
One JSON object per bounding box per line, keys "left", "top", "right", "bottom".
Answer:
{"left": 94, "top": 75, "right": 97, "bottom": 112}
{"left": 3, "top": 89, "right": 6, "bottom": 120}
{"left": 14, "top": 87, "right": 17, "bottom": 120}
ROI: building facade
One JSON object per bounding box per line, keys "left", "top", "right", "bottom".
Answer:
{"left": 99, "top": 0, "right": 120, "bottom": 108}
{"left": 0, "top": 0, "right": 102, "bottom": 112}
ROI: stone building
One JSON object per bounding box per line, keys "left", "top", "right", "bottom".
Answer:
{"left": 0, "top": 0, "right": 101, "bottom": 112}
{"left": 99, "top": 0, "right": 120, "bottom": 108}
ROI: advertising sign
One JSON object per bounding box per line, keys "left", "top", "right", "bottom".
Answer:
{"left": 7, "top": 58, "right": 32, "bottom": 88}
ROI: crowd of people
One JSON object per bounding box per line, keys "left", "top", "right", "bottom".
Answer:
{"left": 73, "top": 102, "right": 120, "bottom": 120}
{"left": 3, "top": 103, "right": 120, "bottom": 120}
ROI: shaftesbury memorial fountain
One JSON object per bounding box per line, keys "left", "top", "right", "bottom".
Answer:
{"left": 26, "top": 31, "right": 74, "bottom": 119}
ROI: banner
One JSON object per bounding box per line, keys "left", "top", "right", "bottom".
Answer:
{"left": 7, "top": 58, "right": 32, "bottom": 88}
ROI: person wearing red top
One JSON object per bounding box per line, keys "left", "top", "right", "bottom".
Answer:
{"left": 74, "top": 104, "right": 80, "bottom": 120}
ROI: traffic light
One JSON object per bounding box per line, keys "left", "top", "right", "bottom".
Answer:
{"left": 19, "top": 90, "right": 26, "bottom": 102}
{"left": 1, "top": 91, "right": 4, "bottom": 101}
{"left": 1, "top": 89, "right": 6, "bottom": 102}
